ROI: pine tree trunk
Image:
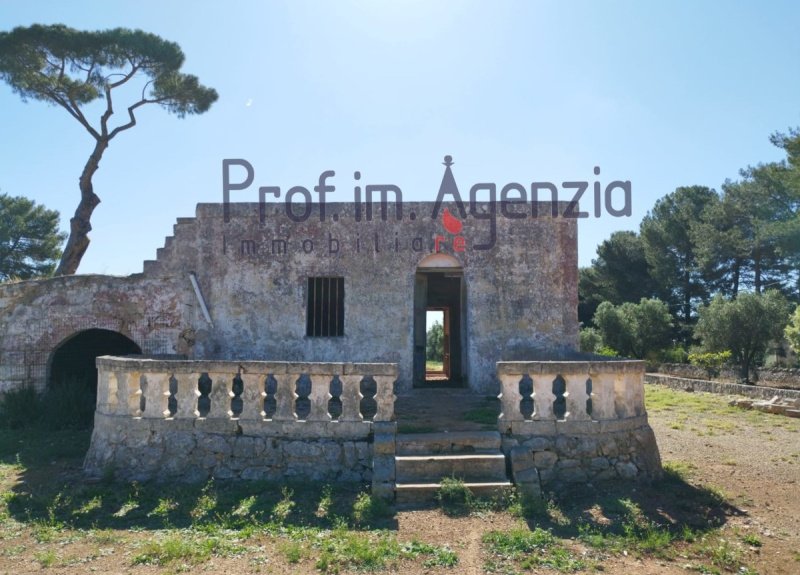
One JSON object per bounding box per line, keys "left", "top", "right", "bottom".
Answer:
{"left": 54, "top": 139, "right": 108, "bottom": 276}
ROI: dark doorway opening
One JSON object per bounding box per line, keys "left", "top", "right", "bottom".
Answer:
{"left": 48, "top": 328, "right": 142, "bottom": 400}
{"left": 414, "top": 270, "right": 465, "bottom": 387}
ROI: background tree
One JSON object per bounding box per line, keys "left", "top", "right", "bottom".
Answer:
{"left": 0, "top": 24, "right": 218, "bottom": 275}
{"left": 786, "top": 306, "right": 800, "bottom": 356}
{"left": 426, "top": 321, "right": 444, "bottom": 362}
{"left": 695, "top": 291, "right": 791, "bottom": 382}
{"left": 578, "top": 231, "right": 659, "bottom": 325}
{"left": 640, "top": 186, "right": 719, "bottom": 327}
{"left": 0, "top": 193, "right": 66, "bottom": 281}
{"left": 593, "top": 298, "right": 673, "bottom": 359}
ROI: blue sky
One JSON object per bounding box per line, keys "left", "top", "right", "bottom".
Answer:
{"left": 1, "top": 0, "right": 799, "bottom": 274}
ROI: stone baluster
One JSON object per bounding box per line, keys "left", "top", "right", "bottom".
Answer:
{"left": 498, "top": 374, "right": 523, "bottom": 427}
{"left": 207, "top": 374, "right": 232, "bottom": 419}
{"left": 628, "top": 370, "right": 645, "bottom": 416}
{"left": 564, "top": 373, "right": 591, "bottom": 421}
{"left": 531, "top": 374, "right": 555, "bottom": 420}
{"left": 272, "top": 374, "right": 297, "bottom": 422}
{"left": 373, "top": 375, "right": 396, "bottom": 422}
{"left": 239, "top": 373, "right": 266, "bottom": 420}
{"left": 308, "top": 375, "right": 333, "bottom": 422}
{"left": 613, "top": 372, "right": 630, "bottom": 418}
{"left": 175, "top": 372, "right": 200, "bottom": 418}
{"left": 126, "top": 371, "right": 143, "bottom": 417}
{"left": 590, "top": 372, "right": 616, "bottom": 420}
{"left": 141, "top": 372, "right": 170, "bottom": 419}
{"left": 96, "top": 369, "right": 115, "bottom": 415}
{"left": 338, "top": 375, "right": 363, "bottom": 422}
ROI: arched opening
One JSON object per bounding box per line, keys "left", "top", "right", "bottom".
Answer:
{"left": 48, "top": 329, "right": 142, "bottom": 414}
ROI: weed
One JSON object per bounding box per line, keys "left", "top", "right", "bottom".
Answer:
{"left": 316, "top": 484, "right": 333, "bottom": 519}
{"left": 132, "top": 532, "right": 245, "bottom": 566}
{"left": 436, "top": 477, "right": 473, "bottom": 515}
{"left": 483, "top": 527, "right": 584, "bottom": 573}
{"left": 271, "top": 486, "right": 295, "bottom": 523}
{"left": 741, "top": 533, "right": 762, "bottom": 547}
{"left": 463, "top": 405, "right": 498, "bottom": 426}
{"left": 351, "top": 491, "right": 391, "bottom": 525}
{"left": 280, "top": 540, "right": 307, "bottom": 564}
{"left": 315, "top": 528, "right": 399, "bottom": 572}
{"left": 34, "top": 548, "right": 57, "bottom": 567}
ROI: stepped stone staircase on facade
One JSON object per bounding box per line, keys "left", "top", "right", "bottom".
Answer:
{"left": 394, "top": 431, "right": 511, "bottom": 504}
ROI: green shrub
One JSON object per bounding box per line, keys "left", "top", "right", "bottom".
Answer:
{"left": 436, "top": 477, "right": 473, "bottom": 515}
{"left": 579, "top": 327, "right": 603, "bottom": 353}
{"left": 661, "top": 346, "right": 689, "bottom": 364}
{"left": 351, "top": 491, "right": 391, "bottom": 525}
{"left": 688, "top": 351, "right": 732, "bottom": 378}
{"left": 0, "top": 385, "right": 40, "bottom": 429}
{"left": 0, "top": 377, "right": 95, "bottom": 430}
{"left": 596, "top": 345, "right": 619, "bottom": 358}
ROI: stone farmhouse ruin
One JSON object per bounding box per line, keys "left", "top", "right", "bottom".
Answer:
{"left": 0, "top": 163, "right": 661, "bottom": 501}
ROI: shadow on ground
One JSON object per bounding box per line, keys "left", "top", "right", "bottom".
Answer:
{"left": 0, "top": 429, "right": 397, "bottom": 533}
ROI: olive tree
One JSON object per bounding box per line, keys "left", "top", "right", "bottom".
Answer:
{"left": 695, "top": 291, "right": 791, "bottom": 382}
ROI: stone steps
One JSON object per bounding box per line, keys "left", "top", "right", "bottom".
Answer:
{"left": 392, "top": 430, "right": 510, "bottom": 504}
{"left": 395, "top": 481, "right": 512, "bottom": 505}
{"left": 396, "top": 430, "right": 501, "bottom": 454}
{"left": 396, "top": 453, "right": 508, "bottom": 483}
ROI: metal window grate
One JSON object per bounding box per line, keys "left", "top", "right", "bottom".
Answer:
{"left": 306, "top": 277, "right": 345, "bottom": 337}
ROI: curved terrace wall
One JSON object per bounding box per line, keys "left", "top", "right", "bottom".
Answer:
{"left": 497, "top": 360, "right": 662, "bottom": 493}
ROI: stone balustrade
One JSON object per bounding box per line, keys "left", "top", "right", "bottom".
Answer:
{"left": 497, "top": 360, "right": 661, "bottom": 492}
{"left": 95, "top": 356, "right": 396, "bottom": 438}
{"left": 85, "top": 356, "right": 397, "bottom": 483}
{"left": 497, "top": 360, "right": 647, "bottom": 435}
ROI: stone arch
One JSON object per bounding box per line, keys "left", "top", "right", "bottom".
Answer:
{"left": 416, "top": 253, "right": 463, "bottom": 270}
{"left": 47, "top": 328, "right": 142, "bottom": 394}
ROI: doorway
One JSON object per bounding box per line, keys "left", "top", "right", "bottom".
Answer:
{"left": 413, "top": 265, "right": 465, "bottom": 387}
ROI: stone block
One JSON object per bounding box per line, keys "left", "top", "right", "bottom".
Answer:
{"left": 372, "top": 455, "right": 395, "bottom": 482}
{"left": 557, "top": 467, "right": 588, "bottom": 483}
{"left": 373, "top": 433, "right": 396, "bottom": 456}
{"left": 510, "top": 446, "right": 534, "bottom": 473}
{"left": 615, "top": 461, "right": 638, "bottom": 479}
{"left": 533, "top": 451, "right": 558, "bottom": 469}
{"left": 522, "top": 436, "right": 552, "bottom": 451}
{"left": 513, "top": 467, "right": 539, "bottom": 483}
{"left": 372, "top": 481, "right": 395, "bottom": 501}
{"left": 200, "top": 434, "right": 232, "bottom": 455}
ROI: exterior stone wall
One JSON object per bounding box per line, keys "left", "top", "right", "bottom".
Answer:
{"left": 0, "top": 201, "right": 579, "bottom": 395}
{"left": 653, "top": 363, "right": 800, "bottom": 390}
{"left": 0, "top": 274, "right": 196, "bottom": 394}
{"left": 147, "top": 202, "right": 578, "bottom": 394}
{"left": 645, "top": 374, "right": 800, "bottom": 401}
{"left": 498, "top": 360, "right": 662, "bottom": 494}
{"left": 83, "top": 357, "right": 397, "bottom": 488}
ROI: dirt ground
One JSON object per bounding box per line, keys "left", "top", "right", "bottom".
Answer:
{"left": 0, "top": 384, "right": 798, "bottom": 574}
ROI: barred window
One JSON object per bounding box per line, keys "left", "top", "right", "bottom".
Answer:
{"left": 306, "top": 277, "right": 345, "bottom": 337}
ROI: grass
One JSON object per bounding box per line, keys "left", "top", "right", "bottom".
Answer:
{"left": 131, "top": 531, "right": 247, "bottom": 566}
{"left": 483, "top": 527, "right": 586, "bottom": 573}
{"left": 644, "top": 384, "right": 800, "bottom": 435}
{"left": 0, "top": 383, "right": 777, "bottom": 574}
{"left": 425, "top": 360, "right": 444, "bottom": 372}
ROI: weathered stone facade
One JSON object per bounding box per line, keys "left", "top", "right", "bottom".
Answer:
{"left": 0, "top": 196, "right": 662, "bottom": 496}
{"left": 1, "top": 201, "right": 578, "bottom": 395}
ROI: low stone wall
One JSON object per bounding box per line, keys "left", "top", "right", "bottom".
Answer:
{"left": 84, "top": 357, "right": 397, "bottom": 490}
{"left": 645, "top": 374, "right": 800, "bottom": 401}
{"left": 497, "top": 360, "right": 662, "bottom": 494}
{"left": 653, "top": 364, "right": 800, "bottom": 390}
